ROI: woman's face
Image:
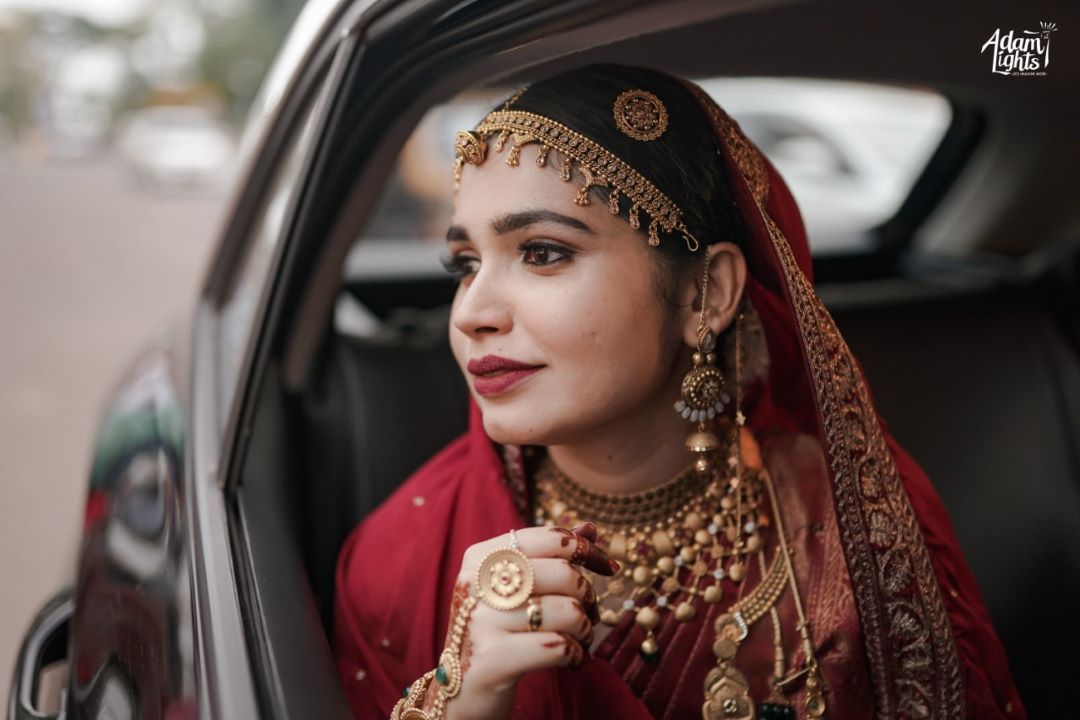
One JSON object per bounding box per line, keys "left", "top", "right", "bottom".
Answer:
{"left": 446, "top": 154, "right": 687, "bottom": 446}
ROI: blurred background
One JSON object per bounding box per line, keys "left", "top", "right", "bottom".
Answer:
{"left": 0, "top": 0, "right": 301, "bottom": 688}
{"left": 0, "top": 0, "right": 957, "bottom": 692}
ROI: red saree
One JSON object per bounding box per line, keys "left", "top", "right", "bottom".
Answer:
{"left": 333, "top": 82, "right": 1025, "bottom": 719}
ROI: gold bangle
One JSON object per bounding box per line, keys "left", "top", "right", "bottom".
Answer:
{"left": 389, "top": 595, "right": 478, "bottom": 720}
{"left": 390, "top": 671, "right": 436, "bottom": 720}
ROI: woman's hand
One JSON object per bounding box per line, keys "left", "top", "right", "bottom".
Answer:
{"left": 443, "top": 523, "right": 617, "bottom": 720}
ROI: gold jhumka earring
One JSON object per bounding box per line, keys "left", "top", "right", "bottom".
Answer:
{"left": 675, "top": 256, "right": 732, "bottom": 475}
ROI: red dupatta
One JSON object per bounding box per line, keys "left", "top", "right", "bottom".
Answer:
{"left": 680, "top": 82, "right": 1023, "bottom": 719}
{"left": 333, "top": 79, "right": 1025, "bottom": 720}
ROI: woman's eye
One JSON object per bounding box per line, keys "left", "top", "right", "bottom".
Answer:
{"left": 520, "top": 240, "right": 574, "bottom": 267}
{"left": 439, "top": 253, "right": 479, "bottom": 280}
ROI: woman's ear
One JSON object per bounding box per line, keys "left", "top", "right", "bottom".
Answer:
{"left": 678, "top": 242, "right": 747, "bottom": 349}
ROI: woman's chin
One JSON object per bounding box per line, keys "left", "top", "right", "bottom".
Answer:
{"left": 479, "top": 415, "right": 534, "bottom": 446}
{"left": 476, "top": 402, "right": 554, "bottom": 446}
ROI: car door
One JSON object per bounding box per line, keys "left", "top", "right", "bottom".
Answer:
{"left": 184, "top": 5, "right": 356, "bottom": 718}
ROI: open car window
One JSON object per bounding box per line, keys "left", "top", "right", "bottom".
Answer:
{"left": 342, "top": 77, "right": 952, "bottom": 297}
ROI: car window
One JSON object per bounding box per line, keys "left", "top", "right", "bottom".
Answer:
{"left": 344, "top": 77, "right": 951, "bottom": 284}
{"left": 216, "top": 80, "right": 326, "bottom": 423}
{"left": 699, "top": 78, "right": 951, "bottom": 253}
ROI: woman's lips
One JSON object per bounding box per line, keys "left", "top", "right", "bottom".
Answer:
{"left": 472, "top": 367, "right": 543, "bottom": 397}
{"left": 467, "top": 355, "right": 544, "bottom": 397}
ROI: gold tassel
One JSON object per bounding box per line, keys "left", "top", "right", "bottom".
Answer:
{"left": 453, "top": 157, "right": 464, "bottom": 190}
{"left": 609, "top": 189, "right": 619, "bottom": 214}
{"left": 536, "top": 145, "right": 550, "bottom": 167}
{"left": 575, "top": 185, "right": 591, "bottom": 206}
{"left": 506, "top": 144, "right": 521, "bottom": 166}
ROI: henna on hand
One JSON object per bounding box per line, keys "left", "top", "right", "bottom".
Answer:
{"left": 443, "top": 579, "right": 472, "bottom": 647}
{"left": 541, "top": 632, "right": 586, "bottom": 668}
{"left": 564, "top": 632, "right": 586, "bottom": 668}
{"left": 460, "top": 631, "right": 473, "bottom": 675}
{"left": 420, "top": 681, "right": 441, "bottom": 713}
{"left": 570, "top": 522, "right": 598, "bottom": 542}
{"left": 581, "top": 580, "right": 599, "bottom": 625}
{"left": 550, "top": 527, "right": 618, "bottom": 576}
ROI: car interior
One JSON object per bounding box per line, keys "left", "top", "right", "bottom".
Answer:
{"left": 223, "top": 1, "right": 1079, "bottom": 717}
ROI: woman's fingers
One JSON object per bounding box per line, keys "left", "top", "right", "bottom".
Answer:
{"left": 570, "top": 522, "right": 598, "bottom": 543}
{"left": 465, "top": 525, "right": 618, "bottom": 576}
{"left": 470, "top": 631, "right": 586, "bottom": 679}
{"left": 537, "top": 525, "right": 618, "bottom": 575}
{"left": 449, "top": 531, "right": 603, "bottom": 701}
{"left": 538, "top": 632, "right": 586, "bottom": 669}
{"left": 530, "top": 559, "right": 598, "bottom": 621}
{"left": 480, "top": 594, "right": 594, "bottom": 643}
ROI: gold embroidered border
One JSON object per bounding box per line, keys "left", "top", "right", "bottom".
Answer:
{"left": 684, "top": 80, "right": 965, "bottom": 719}
{"left": 765, "top": 216, "right": 964, "bottom": 719}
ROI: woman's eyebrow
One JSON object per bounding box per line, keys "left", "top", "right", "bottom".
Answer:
{"left": 445, "top": 209, "right": 595, "bottom": 244}
{"left": 491, "top": 209, "right": 596, "bottom": 236}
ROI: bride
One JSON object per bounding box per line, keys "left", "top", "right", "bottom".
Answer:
{"left": 332, "top": 64, "right": 1024, "bottom": 720}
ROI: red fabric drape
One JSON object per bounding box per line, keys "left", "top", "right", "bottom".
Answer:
{"left": 333, "top": 79, "right": 1025, "bottom": 719}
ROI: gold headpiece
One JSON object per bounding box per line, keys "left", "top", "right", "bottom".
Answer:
{"left": 453, "top": 91, "right": 699, "bottom": 252}
{"left": 613, "top": 89, "right": 668, "bottom": 141}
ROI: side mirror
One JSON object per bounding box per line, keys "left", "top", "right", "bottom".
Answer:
{"left": 7, "top": 589, "right": 73, "bottom": 720}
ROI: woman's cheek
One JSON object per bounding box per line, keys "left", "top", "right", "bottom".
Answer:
{"left": 448, "top": 328, "right": 468, "bottom": 377}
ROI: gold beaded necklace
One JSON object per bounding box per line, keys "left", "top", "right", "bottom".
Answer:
{"left": 532, "top": 423, "right": 828, "bottom": 719}
{"left": 533, "top": 422, "right": 774, "bottom": 661}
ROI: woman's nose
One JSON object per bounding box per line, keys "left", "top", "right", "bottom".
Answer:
{"left": 450, "top": 267, "right": 512, "bottom": 337}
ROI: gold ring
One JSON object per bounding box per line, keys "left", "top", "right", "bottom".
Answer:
{"left": 476, "top": 547, "right": 534, "bottom": 611}
{"left": 526, "top": 598, "right": 543, "bottom": 632}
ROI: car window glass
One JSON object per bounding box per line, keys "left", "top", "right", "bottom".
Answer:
{"left": 216, "top": 83, "right": 325, "bottom": 422}
{"left": 344, "top": 78, "right": 951, "bottom": 285}
{"left": 699, "top": 78, "right": 951, "bottom": 253}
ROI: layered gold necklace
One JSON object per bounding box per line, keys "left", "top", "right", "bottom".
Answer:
{"left": 534, "top": 434, "right": 773, "bottom": 653}
{"left": 532, "top": 425, "right": 827, "bottom": 719}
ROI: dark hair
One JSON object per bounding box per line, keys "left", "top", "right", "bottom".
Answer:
{"left": 504, "top": 64, "right": 745, "bottom": 309}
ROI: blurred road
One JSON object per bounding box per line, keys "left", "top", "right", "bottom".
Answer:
{"left": 0, "top": 150, "right": 226, "bottom": 691}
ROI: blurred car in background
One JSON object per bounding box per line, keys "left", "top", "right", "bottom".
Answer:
{"left": 115, "top": 106, "right": 236, "bottom": 191}
{"left": 9, "top": 0, "right": 1078, "bottom": 719}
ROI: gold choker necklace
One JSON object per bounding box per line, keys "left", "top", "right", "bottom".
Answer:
{"left": 535, "top": 451, "right": 714, "bottom": 527}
